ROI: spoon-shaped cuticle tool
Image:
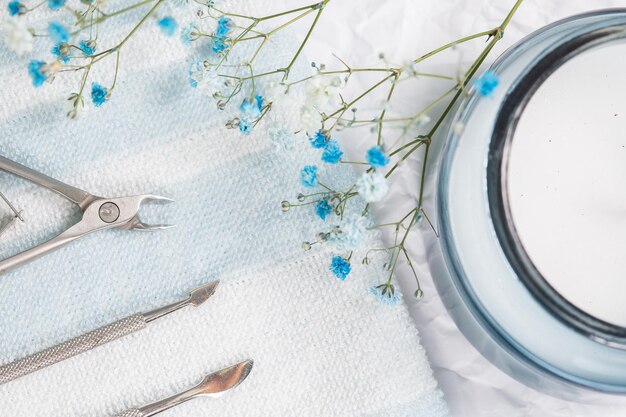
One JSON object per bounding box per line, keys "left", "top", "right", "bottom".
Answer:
{"left": 112, "top": 359, "right": 254, "bottom": 417}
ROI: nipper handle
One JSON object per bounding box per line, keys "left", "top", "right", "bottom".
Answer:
{"left": 0, "top": 155, "right": 94, "bottom": 208}
{"left": 112, "top": 409, "right": 146, "bottom": 417}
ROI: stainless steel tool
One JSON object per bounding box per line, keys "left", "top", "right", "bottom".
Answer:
{"left": 112, "top": 359, "right": 254, "bottom": 417}
{"left": 0, "top": 190, "right": 24, "bottom": 238}
{"left": 0, "top": 155, "right": 173, "bottom": 274}
{"left": 0, "top": 281, "right": 219, "bottom": 385}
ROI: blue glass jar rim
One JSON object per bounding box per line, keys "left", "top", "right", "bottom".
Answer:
{"left": 487, "top": 23, "right": 626, "bottom": 348}
{"left": 437, "top": 9, "right": 626, "bottom": 393}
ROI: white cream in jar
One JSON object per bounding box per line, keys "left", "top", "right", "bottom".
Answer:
{"left": 508, "top": 42, "right": 626, "bottom": 327}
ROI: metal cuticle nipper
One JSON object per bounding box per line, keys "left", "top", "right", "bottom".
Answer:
{"left": 0, "top": 155, "right": 173, "bottom": 274}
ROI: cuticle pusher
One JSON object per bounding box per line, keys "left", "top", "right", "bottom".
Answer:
{"left": 112, "top": 359, "right": 254, "bottom": 417}
{"left": 0, "top": 280, "right": 219, "bottom": 385}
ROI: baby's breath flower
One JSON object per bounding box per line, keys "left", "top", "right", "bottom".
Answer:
{"left": 370, "top": 284, "right": 401, "bottom": 305}
{"left": 28, "top": 60, "right": 49, "bottom": 87}
{"left": 265, "top": 81, "right": 288, "bottom": 104}
{"left": 330, "top": 214, "right": 370, "bottom": 251}
{"left": 308, "top": 130, "right": 327, "bottom": 149}
{"left": 240, "top": 95, "right": 263, "bottom": 119}
{"left": 211, "top": 16, "right": 233, "bottom": 55}
{"left": 78, "top": 39, "right": 95, "bottom": 56}
{"left": 474, "top": 70, "right": 499, "bottom": 97}
{"left": 321, "top": 140, "right": 343, "bottom": 164}
{"left": 305, "top": 74, "right": 341, "bottom": 111}
{"left": 51, "top": 42, "right": 70, "bottom": 62}
{"left": 300, "top": 106, "right": 323, "bottom": 133}
{"left": 158, "top": 16, "right": 178, "bottom": 37}
{"left": 212, "top": 37, "right": 229, "bottom": 54}
{"left": 188, "top": 60, "right": 222, "bottom": 95}
{"left": 91, "top": 82, "right": 109, "bottom": 107}
{"left": 356, "top": 172, "right": 389, "bottom": 202}
{"left": 180, "top": 22, "right": 199, "bottom": 45}
{"left": 215, "top": 16, "right": 233, "bottom": 38}
{"left": 330, "top": 256, "right": 351, "bottom": 280}
{"left": 48, "top": 0, "right": 66, "bottom": 10}
{"left": 315, "top": 199, "right": 333, "bottom": 220}
{"left": 366, "top": 145, "right": 389, "bottom": 168}
{"left": 267, "top": 124, "right": 295, "bottom": 151}
{"left": 3, "top": 18, "right": 33, "bottom": 56}
{"left": 8, "top": 1, "right": 25, "bottom": 16}
{"left": 239, "top": 118, "right": 252, "bottom": 135}
{"left": 47, "top": 21, "right": 69, "bottom": 44}
{"left": 300, "top": 165, "right": 318, "bottom": 188}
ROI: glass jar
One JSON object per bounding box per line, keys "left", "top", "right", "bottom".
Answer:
{"left": 433, "top": 9, "right": 626, "bottom": 398}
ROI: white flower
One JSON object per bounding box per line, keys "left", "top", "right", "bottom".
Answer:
{"left": 265, "top": 80, "right": 288, "bottom": 104}
{"left": 300, "top": 105, "right": 323, "bottom": 133}
{"left": 356, "top": 172, "right": 389, "bottom": 202}
{"left": 330, "top": 214, "right": 371, "bottom": 251}
{"left": 304, "top": 74, "right": 342, "bottom": 111}
{"left": 267, "top": 124, "right": 294, "bottom": 152}
{"left": 189, "top": 61, "right": 223, "bottom": 96}
{"left": 2, "top": 18, "right": 33, "bottom": 56}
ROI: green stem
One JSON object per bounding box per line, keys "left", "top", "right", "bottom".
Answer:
{"left": 70, "top": 0, "right": 154, "bottom": 36}
{"left": 281, "top": 2, "right": 328, "bottom": 81}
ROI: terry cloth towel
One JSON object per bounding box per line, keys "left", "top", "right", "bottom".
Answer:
{"left": 0, "top": 1, "right": 449, "bottom": 416}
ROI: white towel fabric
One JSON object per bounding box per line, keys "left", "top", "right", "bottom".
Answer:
{"left": 0, "top": 1, "right": 448, "bottom": 416}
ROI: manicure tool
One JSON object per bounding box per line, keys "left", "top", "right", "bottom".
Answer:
{"left": 112, "top": 359, "right": 254, "bottom": 417}
{"left": 0, "top": 191, "right": 24, "bottom": 238}
{"left": 0, "top": 281, "right": 219, "bottom": 385}
{"left": 0, "top": 155, "right": 173, "bottom": 274}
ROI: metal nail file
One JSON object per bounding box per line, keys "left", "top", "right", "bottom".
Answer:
{"left": 112, "top": 359, "right": 254, "bottom": 417}
{"left": 0, "top": 281, "right": 219, "bottom": 385}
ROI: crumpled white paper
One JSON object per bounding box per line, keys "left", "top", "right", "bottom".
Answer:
{"left": 304, "top": 0, "right": 626, "bottom": 416}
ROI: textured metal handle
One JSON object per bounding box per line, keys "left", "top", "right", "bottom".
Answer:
{"left": 112, "top": 408, "right": 145, "bottom": 417}
{"left": 0, "top": 314, "right": 147, "bottom": 385}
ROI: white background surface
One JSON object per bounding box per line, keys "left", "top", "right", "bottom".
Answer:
{"left": 304, "top": 1, "right": 626, "bottom": 416}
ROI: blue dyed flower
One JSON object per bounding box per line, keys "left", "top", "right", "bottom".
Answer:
{"left": 239, "top": 118, "right": 253, "bottom": 135}
{"left": 330, "top": 256, "right": 351, "bottom": 280}
{"left": 300, "top": 165, "right": 318, "bottom": 188}
{"left": 78, "top": 40, "right": 95, "bottom": 56}
{"left": 48, "top": 0, "right": 66, "bottom": 10}
{"left": 315, "top": 199, "right": 333, "bottom": 220}
{"left": 8, "top": 1, "right": 24, "bottom": 16}
{"left": 308, "top": 130, "right": 327, "bottom": 149}
{"left": 370, "top": 285, "right": 401, "bottom": 305}
{"left": 28, "top": 60, "right": 47, "bottom": 87}
{"left": 51, "top": 43, "right": 70, "bottom": 63}
{"left": 212, "top": 37, "right": 228, "bottom": 54}
{"left": 47, "top": 22, "right": 69, "bottom": 44}
{"left": 158, "top": 16, "right": 178, "bottom": 37}
{"left": 321, "top": 140, "right": 343, "bottom": 164}
{"left": 474, "top": 70, "right": 499, "bottom": 97}
{"left": 180, "top": 22, "right": 198, "bottom": 46}
{"left": 366, "top": 145, "right": 389, "bottom": 168}
{"left": 91, "top": 82, "right": 109, "bottom": 107}
{"left": 240, "top": 95, "right": 264, "bottom": 119}
{"left": 210, "top": 16, "right": 232, "bottom": 54}
{"left": 215, "top": 16, "right": 233, "bottom": 38}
